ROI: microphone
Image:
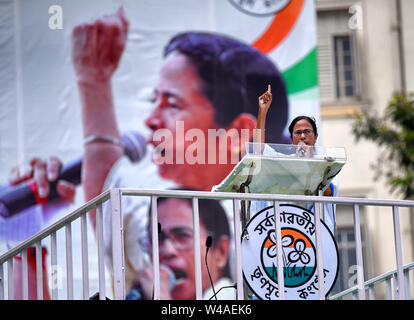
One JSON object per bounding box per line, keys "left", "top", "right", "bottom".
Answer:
{"left": 205, "top": 235, "right": 218, "bottom": 300}
{"left": 205, "top": 235, "right": 213, "bottom": 249}
{"left": 0, "top": 131, "right": 147, "bottom": 218}
{"left": 125, "top": 266, "right": 176, "bottom": 300}
{"left": 297, "top": 141, "right": 306, "bottom": 157}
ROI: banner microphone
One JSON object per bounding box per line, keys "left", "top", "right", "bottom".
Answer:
{"left": 0, "top": 131, "right": 147, "bottom": 218}
{"left": 125, "top": 266, "right": 176, "bottom": 300}
{"left": 297, "top": 141, "right": 306, "bottom": 157}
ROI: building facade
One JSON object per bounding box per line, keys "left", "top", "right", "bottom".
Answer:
{"left": 316, "top": 0, "right": 414, "bottom": 296}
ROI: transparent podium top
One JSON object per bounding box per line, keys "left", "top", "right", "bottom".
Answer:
{"left": 245, "top": 142, "right": 347, "bottom": 162}
{"left": 212, "top": 143, "right": 346, "bottom": 195}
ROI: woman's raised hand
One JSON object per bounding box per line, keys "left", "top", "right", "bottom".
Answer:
{"left": 72, "top": 7, "right": 129, "bottom": 84}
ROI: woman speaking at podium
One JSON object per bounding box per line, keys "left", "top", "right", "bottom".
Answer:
{"left": 253, "top": 85, "right": 338, "bottom": 233}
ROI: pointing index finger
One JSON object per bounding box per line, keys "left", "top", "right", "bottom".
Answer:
{"left": 268, "top": 84, "right": 271, "bottom": 93}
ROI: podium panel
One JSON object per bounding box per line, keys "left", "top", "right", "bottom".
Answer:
{"left": 212, "top": 143, "right": 346, "bottom": 196}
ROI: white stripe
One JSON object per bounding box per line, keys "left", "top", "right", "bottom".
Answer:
{"left": 13, "top": 0, "right": 25, "bottom": 163}
{"left": 270, "top": 0, "right": 317, "bottom": 71}
{"left": 208, "top": 0, "right": 216, "bottom": 32}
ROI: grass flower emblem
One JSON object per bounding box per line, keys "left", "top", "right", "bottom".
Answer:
{"left": 267, "top": 230, "right": 294, "bottom": 263}
{"left": 288, "top": 239, "right": 310, "bottom": 264}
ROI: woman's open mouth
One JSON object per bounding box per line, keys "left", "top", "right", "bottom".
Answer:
{"left": 171, "top": 268, "right": 187, "bottom": 285}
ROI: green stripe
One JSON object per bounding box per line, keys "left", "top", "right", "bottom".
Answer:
{"left": 289, "top": 86, "right": 319, "bottom": 100}
{"left": 282, "top": 48, "right": 318, "bottom": 95}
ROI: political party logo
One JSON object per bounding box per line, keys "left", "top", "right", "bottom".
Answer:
{"left": 229, "top": 0, "right": 292, "bottom": 16}
{"left": 241, "top": 204, "right": 339, "bottom": 300}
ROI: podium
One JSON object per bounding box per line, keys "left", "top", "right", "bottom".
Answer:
{"left": 212, "top": 143, "right": 346, "bottom": 196}
{"left": 212, "top": 143, "right": 346, "bottom": 300}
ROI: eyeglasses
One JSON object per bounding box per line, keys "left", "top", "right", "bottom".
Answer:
{"left": 159, "top": 226, "right": 195, "bottom": 250}
{"left": 140, "top": 226, "right": 212, "bottom": 252}
{"left": 293, "top": 129, "right": 314, "bottom": 136}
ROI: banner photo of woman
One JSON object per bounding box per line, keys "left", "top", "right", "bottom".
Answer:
{"left": 0, "top": 0, "right": 319, "bottom": 299}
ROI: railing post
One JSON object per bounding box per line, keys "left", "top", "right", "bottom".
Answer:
{"left": 192, "top": 197, "right": 203, "bottom": 300}
{"left": 50, "top": 231, "right": 58, "bottom": 300}
{"left": 273, "top": 201, "right": 285, "bottom": 300}
{"left": 353, "top": 204, "right": 366, "bottom": 300}
{"left": 35, "top": 241, "right": 43, "bottom": 300}
{"left": 393, "top": 275, "right": 399, "bottom": 299}
{"left": 110, "top": 188, "right": 125, "bottom": 300}
{"left": 392, "top": 205, "right": 406, "bottom": 299}
{"left": 314, "top": 201, "right": 325, "bottom": 300}
{"left": 368, "top": 285, "right": 375, "bottom": 300}
{"left": 22, "top": 248, "right": 28, "bottom": 300}
{"left": 65, "top": 223, "right": 73, "bottom": 300}
{"left": 80, "top": 213, "right": 89, "bottom": 300}
{"left": 385, "top": 277, "right": 392, "bottom": 300}
{"left": 151, "top": 195, "right": 161, "bottom": 300}
{"left": 0, "top": 263, "right": 3, "bottom": 300}
{"left": 7, "top": 258, "right": 13, "bottom": 300}
{"left": 232, "top": 199, "right": 244, "bottom": 300}
{"left": 95, "top": 203, "right": 106, "bottom": 300}
{"left": 404, "top": 269, "right": 411, "bottom": 299}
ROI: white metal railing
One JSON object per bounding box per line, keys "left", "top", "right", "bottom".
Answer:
{"left": 0, "top": 188, "right": 413, "bottom": 300}
{"left": 329, "top": 262, "right": 414, "bottom": 300}
{"left": 0, "top": 190, "right": 115, "bottom": 300}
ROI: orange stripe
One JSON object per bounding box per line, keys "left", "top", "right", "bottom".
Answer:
{"left": 252, "top": 0, "right": 304, "bottom": 54}
{"left": 282, "top": 229, "right": 312, "bottom": 248}
{"left": 264, "top": 238, "right": 273, "bottom": 248}
{"left": 263, "top": 228, "right": 312, "bottom": 248}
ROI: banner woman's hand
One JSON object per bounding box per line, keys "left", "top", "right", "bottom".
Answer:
{"left": 9, "top": 157, "right": 76, "bottom": 202}
{"left": 72, "top": 7, "right": 129, "bottom": 84}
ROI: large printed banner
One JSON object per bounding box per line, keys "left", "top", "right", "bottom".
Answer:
{"left": 0, "top": 0, "right": 319, "bottom": 299}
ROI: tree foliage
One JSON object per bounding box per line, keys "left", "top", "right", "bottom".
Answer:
{"left": 352, "top": 93, "right": 414, "bottom": 199}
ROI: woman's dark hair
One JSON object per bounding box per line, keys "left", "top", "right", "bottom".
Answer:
{"left": 164, "top": 31, "right": 290, "bottom": 144}
{"left": 148, "top": 190, "right": 231, "bottom": 278}
{"left": 288, "top": 115, "right": 318, "bottom": 138}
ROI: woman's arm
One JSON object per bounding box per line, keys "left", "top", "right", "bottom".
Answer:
{"left": 253, "top": 85, "right": 272, "bottom": 153}
{"left": 72, "top": 7, "right": 129, "bottom": 230}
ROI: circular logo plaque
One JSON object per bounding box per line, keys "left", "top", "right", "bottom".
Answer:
{"left": 228, "top": 0, "right": 292, "bottom": 16}
{"left": 241, "top": 204, "right": 339, "bottom": 300}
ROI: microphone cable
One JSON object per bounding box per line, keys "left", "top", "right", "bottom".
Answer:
{"left": 205, "top": 235, "right": 217, "bottom": 300}
{"left": 208, "top": 283, "right": 237, "bottom": 300}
